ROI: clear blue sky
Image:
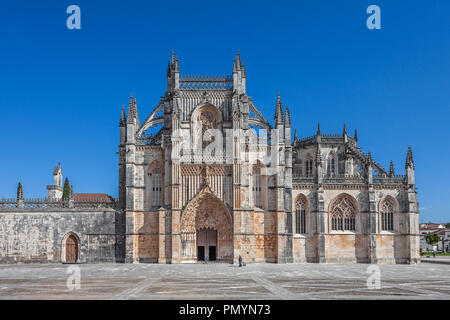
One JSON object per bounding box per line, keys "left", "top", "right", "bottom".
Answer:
{"left": 0, "top": 1, "right": 449, "bottom": 222}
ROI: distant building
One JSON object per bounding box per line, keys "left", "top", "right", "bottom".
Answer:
{"left": 419, "top": 223, "right": 449, "bottom": 251}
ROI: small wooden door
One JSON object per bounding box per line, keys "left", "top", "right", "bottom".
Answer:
{"left": 66, "top": 235, "right": 78, "bottom": 263}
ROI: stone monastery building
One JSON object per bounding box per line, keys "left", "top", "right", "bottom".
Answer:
{"left": 0, "top": 52, "right": 420, "bottom": 264}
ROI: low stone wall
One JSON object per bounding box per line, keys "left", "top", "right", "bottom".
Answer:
{"left": 0, "top": 209, "right": 125, "bottom": 264}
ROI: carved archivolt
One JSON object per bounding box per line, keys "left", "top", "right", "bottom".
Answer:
{"left": 181, "top": 186, "right": 232, "bottom": 235}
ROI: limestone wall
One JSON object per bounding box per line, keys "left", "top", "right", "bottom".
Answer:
{"left": 0, "top": 210, "right": 122, "bottom": 264}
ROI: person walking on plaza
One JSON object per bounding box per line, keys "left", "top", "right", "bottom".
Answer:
{"left": 238, "top": 255, "right": 242, "bottom": 267}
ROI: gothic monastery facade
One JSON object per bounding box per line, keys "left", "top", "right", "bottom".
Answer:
{"left": 0, "top": 52, "right": 420, "bottom": 264}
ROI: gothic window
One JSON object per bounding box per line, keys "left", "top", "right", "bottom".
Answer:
{"left": 252, "top": 166, "right": 262, "bottom": 208}
{"left": 294, "top": 160, "right": 303, "bottom": 177}
{"left": 295, "top": 197, "right": 307, "bottom": 234}
{"left": 152, "top": 168, "right": 162, "bottom": 207}
{"left": 381, "top": 199, "right": 394, "bottom": 231}
{"left": 224, "top": 175, "right": 232, "bottom": 206}
{"left": 305, "top": 160, "right": 313, "bottom": 177}
{"left": 327, "top": 155, "right": 336, "bottom": 176}
{"left": 331, "top": 196, "right": 356, "bottom": 231}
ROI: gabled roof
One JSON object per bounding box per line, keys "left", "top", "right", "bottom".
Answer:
{"left": 73, "top": 193, "right": 113, "bottom": 202}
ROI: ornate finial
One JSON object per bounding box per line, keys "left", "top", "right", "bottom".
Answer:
{"left": 389, "top": 160, "right": 395, "bottom": 176}
{"left": 343, "top": 123, "right": 347, "bottom": 136}
{"left": 202, "top": 91, "right": 211, "bottom": 103}
{"left": 294, "top": 128, "right": 298, "bottom": 144}
{"left": 120, "top": 105, "right": 126, "bottom": 126}
{"left": 171, "top": 49, "right": 176, "bottom": 65}
{"left": 275, "top": 92, "right": 283, "bottom": 125}
{"left": 284, "top": 105, "right": 291, "bottom": 128}
{"left": 367, "top": 151, "right": 372, "bottom": 163}
{"left": 175, "top": 56, "right": 179, "bottom": 72}
{"left": 405, "top": 145, "right": 414, "bottom": 169}
{"left": 354, "top": 128, "right": 358, "bottom": 143}
{"left": 317, "top": 122, "right": 321, "bottom": 136}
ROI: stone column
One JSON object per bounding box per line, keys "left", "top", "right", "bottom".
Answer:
{"left": 316, "top": 187, "right": 326, "bottom": 263}
{"left": 158, "top": 208, "right": 171, "bottom": 263}
{"left": 406, "top": 188, "right": 420, "bottom": 264}
{"left": 368, "top": 187, "right": 378, "bottom": 263}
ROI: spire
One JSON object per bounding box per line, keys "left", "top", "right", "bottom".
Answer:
{"left": 233, "top": 50, "right": 242, "bottom": 72}
{"left": 343, "top": 123, "right": 347, "bottom": 136}
{"left": 284, "top": 105, "right": 291, "bottom": 128}
{"left": 389, "top": 160, "right": 395, "bottom": 176}
{"left": 17, "top": 182, "right": 24, "bottom": 201}
{"left": 367, "top": 151, "right": 372, "bottom": 163}
{"left": 405, "top": 145, "right": 414, "bottom": 169}
{"left": 174, "top": 56, "right": 179, "bottom": 72}
{"left": 317, "top": 122, "right": 321, "bottom": 136}
{"left": 354, "top": 128, "right": 358, "bottom": 143}
{"left": 133, "top": 96, "right": 139, "bottom": 125}
{"left": 171, "top": 49, "right": 176, "bottom": 65}
{"left": 241, "top": 62, "right": 246, "bottom": 77}
{"left": 236, "top": 49, "right": 241, "bottom": 68}
{"left": 120, "top": 105, "right": 126, "bottom": 126}
{"left": 274, "top": 92, "right": 283, "bottom": 126}
{"left": 293, "top": 128, "right": 298, "bottom": 144}
{"left": 127, "top": 93, "right": 134, "bottom": 123}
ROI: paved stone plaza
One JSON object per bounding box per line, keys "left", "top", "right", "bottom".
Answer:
{"left": 0, "top": 262, "right": 448, "bottom": 300}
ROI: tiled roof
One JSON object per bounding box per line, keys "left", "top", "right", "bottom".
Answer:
{"left": 73, "top": 193, "right": 112, "bottom": 202}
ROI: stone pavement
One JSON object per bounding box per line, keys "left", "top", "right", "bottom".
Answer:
{"left": 0, "top": 262, "right": 449, "bottom": 300}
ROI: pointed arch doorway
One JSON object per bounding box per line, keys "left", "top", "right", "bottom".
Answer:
{"left": 62, "top": 232, "right": 80, "bottom": 263}
{"left": 180, "top": 186, "right": 233, "bottom": 263}
{"left": 197, "top": 228, "right": 218, "bottom": 261}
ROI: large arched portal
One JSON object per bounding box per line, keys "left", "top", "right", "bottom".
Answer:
{"left": 180, "top": 186, "right": 233, "bottom": 263}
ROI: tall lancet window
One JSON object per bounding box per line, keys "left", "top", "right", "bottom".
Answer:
{"left": 252, "top": 166, "right": 262, "bottom": 209}
{"left": 381, "top": 199, "right": 394, "bottom": 231}
{"left": 152, "top": 168, "right": 162, "bottom": 207}
{"left": 305, "top": 159, "right": 313, "bottom": 177}
{"left": 327, "top": 156, "right": 336, "bottom": 176}
{"left": 295, "top": 197, "right": 307, "bottom": 234}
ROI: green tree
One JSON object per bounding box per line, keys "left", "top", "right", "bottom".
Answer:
{"left": 62, "top": 178, "right": 70, "bottom": 202}
{"left": 446, "top": 223, "right": 450, "bottom": 228}
{"left": 16, "top": 182, "right": 24, "bottom": 200}
{"left": 425, "top": 233, "right": 440, "bottom": 246}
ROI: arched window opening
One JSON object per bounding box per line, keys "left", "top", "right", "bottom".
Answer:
{"left": 327, "top": 156, "right": 336, "bottom": 176}
{"left": 296, "top": 197, "right": 307, "bottom": 234}
{"left": 381, "top": 199, "right": 394, "bottom": 231}
{"left": 152, "top": 168, "right": 162, "bottom": 207}
{"left": 331, "top": 196, "right": 356, "bottom": 231}
{"left": 252, "top": 166, "right": 262, "bottom": 209}
{"left": 305, "top": 159, "right": 313, "bottom": 177}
